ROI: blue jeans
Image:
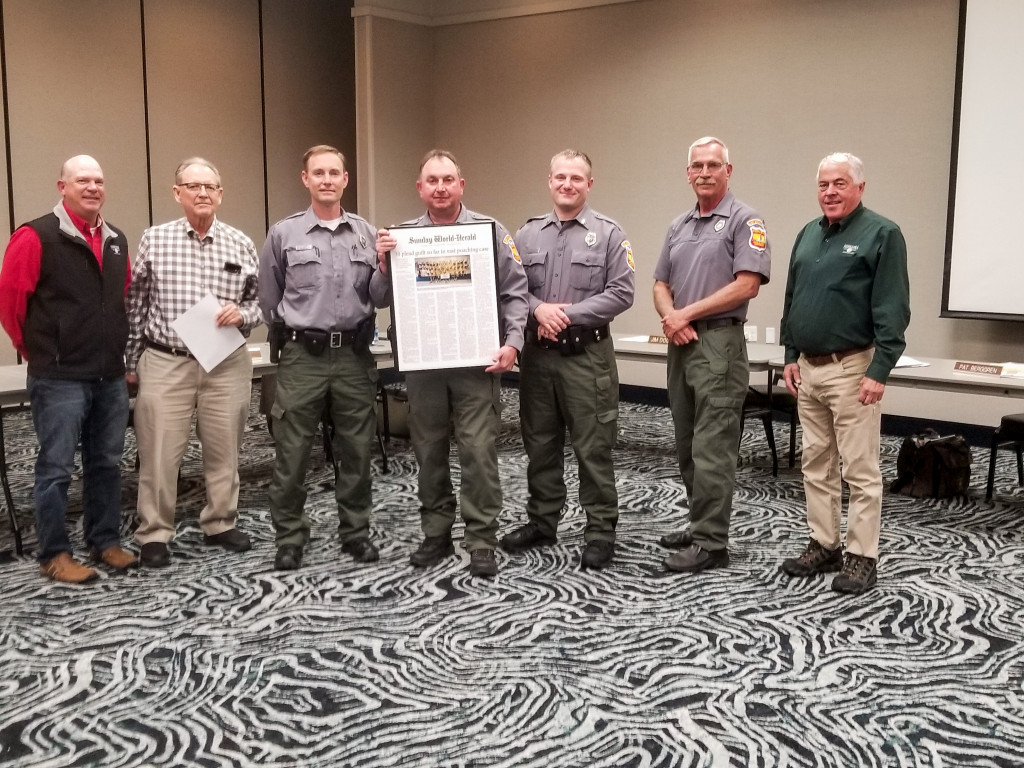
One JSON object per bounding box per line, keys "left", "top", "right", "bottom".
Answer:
{"left": 27, "top": 376, "right": 129, "bottom": 562}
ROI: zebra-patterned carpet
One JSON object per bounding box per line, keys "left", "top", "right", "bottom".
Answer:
{"left": 1, "top": 386, "right": 1023, "bottom": 767}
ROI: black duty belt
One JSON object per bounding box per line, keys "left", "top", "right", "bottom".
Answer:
{"left": 286, "top": 328, "right": 360, "bottom": 348}
{"left": 146, "top": 339, "right": 195, "bottom": 359}
{"left": 532, "top": 324, "right": 610, "bottom": 355}
{"left": 692, "top": 318, "right": 743, "bottom": 331}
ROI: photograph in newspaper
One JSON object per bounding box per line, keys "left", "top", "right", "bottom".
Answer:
{"left": 388, "top": 221, "right": 500, "bottom": 372}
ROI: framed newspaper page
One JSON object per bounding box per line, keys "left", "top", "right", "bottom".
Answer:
{"left": 387, "top": 221, "right": 500, "bottom": 372}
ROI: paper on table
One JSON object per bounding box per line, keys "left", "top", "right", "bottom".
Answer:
{"left": 619, "top": 335, "right": 653, "bottom": 342}
{"left": 1000, "top": 362, "right": 1024, "bottom": 379}
{"left": 895, "top": 355, "right": 929, "bottom": 368}
{"left": 170, "top": 292, "right": 244, "bottom": 373}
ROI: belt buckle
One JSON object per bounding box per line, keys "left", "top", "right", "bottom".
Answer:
{"left": 330, "top": 331, "right": 343, "bottom": 348}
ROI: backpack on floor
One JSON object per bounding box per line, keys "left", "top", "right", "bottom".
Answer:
{"left": 890, "top": 428, "right": 972, "bottom": 498}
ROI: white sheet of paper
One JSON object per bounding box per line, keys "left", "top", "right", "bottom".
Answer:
{"left": 895, "top": 355, "right": 929, "bottom": 368}
{"left": 170, "top": 292, "right": 244, "bottom": 373}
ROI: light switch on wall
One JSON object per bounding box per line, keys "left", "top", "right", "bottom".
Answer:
{"left": 744, "top": 325, "right": 758, "bottom": 342}
{"left": 765, "top": 327, "right": 776, "bottom": 344}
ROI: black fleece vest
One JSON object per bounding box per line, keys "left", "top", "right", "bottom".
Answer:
{"left": 22, "top": 213, "right": 129, "bottom": 380}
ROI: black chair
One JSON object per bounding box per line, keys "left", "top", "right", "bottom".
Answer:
{"left": 985, "top": 413, "right": 1024, "bottom": 500}
{"left": 750, "top": 368, "right": 799, "bottom": 468}
{"left": 740, "top": 388, "right": 779, "bottom": 476}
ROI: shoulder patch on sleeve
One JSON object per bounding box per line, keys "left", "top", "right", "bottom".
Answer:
{"left": 503, "top": 233, "right": 522, "bottom": 264}
{"left": 622, "top": 240, "right": 635, "bottom": 272}
{"left": 746, "top": 219, "right": 767, "bottom": 252}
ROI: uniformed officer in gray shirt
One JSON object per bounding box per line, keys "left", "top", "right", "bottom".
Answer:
{"left": 501, "top": 150, "right": 635, "bottom": 570}
{"left": 259, "top": 145, "right": 391, "bottom": 571}
{"left": 652, "top": 136, "right": 771, "bottom": 574}
{"left": 375, "top": 149, "right": 528, "bottom": 578}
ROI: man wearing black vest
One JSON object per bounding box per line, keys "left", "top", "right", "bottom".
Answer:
{"left": 0, "top": 155, "right": 137, "bottom": 583}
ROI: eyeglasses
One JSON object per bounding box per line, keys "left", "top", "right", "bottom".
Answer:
{"left": 179, "top": 182, "right": 222, "bottom": 193}
{"left": 687, "top": 161, "right": 726, "bottom": 174}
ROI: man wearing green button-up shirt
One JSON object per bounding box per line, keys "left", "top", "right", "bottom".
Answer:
{"left": 780, "top": 152, "right": 911, "bottom": 595}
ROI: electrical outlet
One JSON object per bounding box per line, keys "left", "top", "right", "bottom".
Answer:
{"left": 765, "top": 327, "right": 776, "bottom": 345}
{"left": 744, "top": 325, "right": 758, "bottom": 342}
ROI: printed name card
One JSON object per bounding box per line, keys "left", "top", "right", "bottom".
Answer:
{"left": 953, "top": 361, "right": 1002, "bottom": 375}
{"left": 648, "top": 335, "right": 669, "bottom": 345}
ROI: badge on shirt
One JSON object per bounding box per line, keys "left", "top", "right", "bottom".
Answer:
{"left": 622, "top": 240, "right": 635, "bottom": 272}
{"left": 110, "top": 245, "right": 121, "bottom": 255}
{"left": 585, "top": 232, "right": 597, "bottom": 247}
{"left": 747, "top": 219, "right": 767, "bottom": 252}
{"left": 359, "top": 235, "right": 367, "bottom": 248}
{"left": 503, "top": 234, "right": 522, "bottom": 264}
{"left": 842, "top": 244, "right": 860, "bottom": 255}
{"left": 714, "top": 220, "right": 726, "bottom": 232}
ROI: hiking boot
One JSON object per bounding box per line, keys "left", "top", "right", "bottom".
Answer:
{"left": 832, "top": 553, "right": 877, "bottom": 594}
{"left": 39, "top": 552, "right": 99, "bottom": 584}
{"left": 342, "top": 537, "right": 380, "bottom": 563}
{"left": 92, "top": 545, "right": 139, "bottom": 571}
{"left": 659, "top": 529, "right": 694, "bottom": 549}
{"left": 501, "top": 522, "right": 556, "bottom": 552}
{"left": 664, "top": 543, "right": 729, "bottom": 573}
{"left": 410, "top": 535, "right": 455, "bottom": 568}
{"left": 780, "top": 539, "right": 843, "bottom": 577}
{"left": 469, "top": 548, "right": 498, "bottom": 577}
{"left": 581, "top": 540, "right": 614, "bottom": 570}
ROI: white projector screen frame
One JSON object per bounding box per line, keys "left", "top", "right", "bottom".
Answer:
{"left": 943, "top": 0, "right": 1024, "bottom": 321}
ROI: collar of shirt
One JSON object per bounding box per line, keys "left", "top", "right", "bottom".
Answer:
{"left": 541, "top": 204, "right": 593, "bottom": 230}
{"left": 817, "top": 202, "right": 866, "bottom": 233}
{"left": 185, "top": 216, "right": 218, "bottom": 243}
{"left": 62, "top": 202, "right": 104, "bottom": 260}
{"left": 684, "top": 190, "right": 737, "bottom": 224}
{"left": 302, "top": 206, "right": 351, "bottom": 234}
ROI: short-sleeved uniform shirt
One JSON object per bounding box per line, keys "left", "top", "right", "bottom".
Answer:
{"left": 653, "top": 191, "right": 771, "bottom": 316}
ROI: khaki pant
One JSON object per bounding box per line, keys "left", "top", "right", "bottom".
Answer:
{"left": 797, "top": 348, "right": 882, "bottom": 558}
{"left": 134, "top": 345, "right": 252, "bottom": 544}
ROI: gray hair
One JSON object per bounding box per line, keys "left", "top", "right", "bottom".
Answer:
{"left": 688, "top": 136, "right": 729, "bottom": 164}
{"left": 818, "top": 152, "right": 864, "bottom": 184}
{"left": 174, "top": 157, "right": 221, "bottom": 184}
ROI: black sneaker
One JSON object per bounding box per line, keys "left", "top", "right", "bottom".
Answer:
{"left": 659, "top": 529, "right": 694, "bottom": 549}
{"left": 410, "top": 535, "right": 455, "bottom": 568}
{"left": 500, "top": 522, "right": 556, "bottom": 552}
{"left": 140, "top": 541, "right": 171, "bottom": 568}
{"left": 469, "top": 548, "right": 498, "bottom": 577}
{"left": 274, "top": 544, "right": 303, "bottom": 571}
{"left": 832, "top": 553, "right": 877, "bottom": 594}
{"left": 581, "top": 540, "right": 614, "bottom": 570}
{"left": 342, "top": 537, "right": 379, "bottom": 563}
{"left": 781, "top": 539, "right": 843, "bottom": 577}
{"left": 664, "top": 543, "right": 729, "bottom": 573}
{"left": 204, "top": 528, "right": 252, "bottom": 553}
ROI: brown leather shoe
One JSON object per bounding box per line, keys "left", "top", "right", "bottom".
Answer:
{"left": 93, "top": 545, "right": 140, "bottom": 571}
{"left": 39, "top": 552, "right": 100, "bottom": 584}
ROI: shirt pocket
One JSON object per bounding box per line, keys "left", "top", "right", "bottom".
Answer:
{"left": 521, "top": 250, "right": 548, "bottom": 291}
{"left": 350, "top": 245, "right": 377, "bottom": 292}
{"left": 285, "top": 246, "right": 321, "bottom": 290}
{"left": 569, "top": 251, "right": 606, "bottom": 291}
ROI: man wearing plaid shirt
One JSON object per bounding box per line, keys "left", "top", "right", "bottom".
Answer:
{"left": 126, "top": 158, "right": 262, "bottom": 568}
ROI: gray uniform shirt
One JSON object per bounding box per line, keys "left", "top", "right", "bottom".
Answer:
{"left": 259, "top": 207, "right": 391, "bottom": 330}
{"left": 402, "top": 205, "right": 528, "bottom": 352}
{"left": 515, "top": 204, "right": 635, "bottom": 330}
{"left": 652, "top": 191, "right": 771, "bottom": 319}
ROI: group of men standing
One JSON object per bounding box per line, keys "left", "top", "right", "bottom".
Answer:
{"left": 0, "top": 136, "right": 909, "bottom": 595}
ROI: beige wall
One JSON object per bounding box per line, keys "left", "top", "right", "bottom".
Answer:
{"left": 358, "top": 0, "right": 1024, "bottom": 425}
{"left": 0, "top": 0, "right": 357, "bottom": 360}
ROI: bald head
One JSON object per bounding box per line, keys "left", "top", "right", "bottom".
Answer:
{"left": 57, "top": 155, "right": 106, "bottom": 226}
